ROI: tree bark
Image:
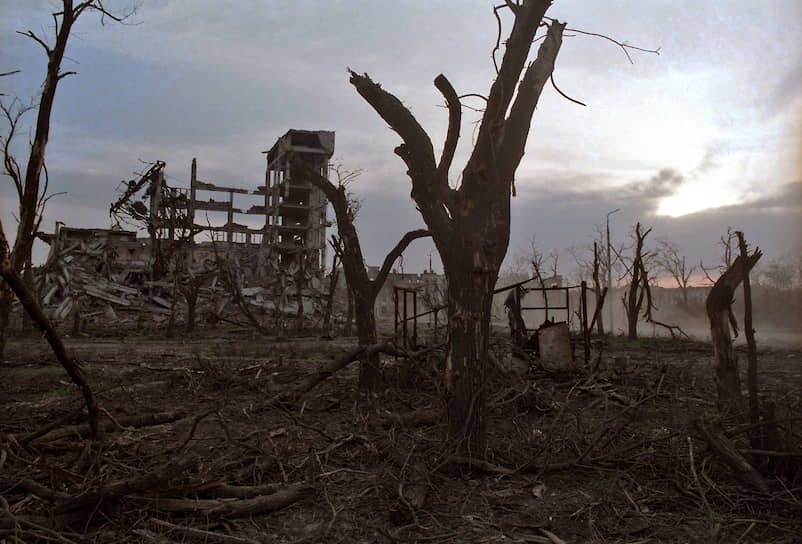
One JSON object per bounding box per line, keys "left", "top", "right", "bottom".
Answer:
{"left": 592, "top": 241, "right": 605, "bottom": 335}
{"left": 0, "top": 285, "right": 12, "bottom": 364}
{"left": 624, "top": 223, "right": 651, "bottom": 340}
{"left": 705, "top": 247, "right": 761, "bottom": 418}
{"left": 736, "top": 232, "right": 760, "bottom": 429}
{"left": 322, "top": 254, "right": 339, "bottom": 333}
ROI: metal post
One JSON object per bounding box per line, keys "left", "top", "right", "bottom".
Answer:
{"left": 581, "top": 281, "right": 589, "bottom": 365}
{"left": 403, "top": 289, "right": 408, "bottom": 349}
{"left": 394, "top": 287, "right": 399, "bottom": 338}
{"left": 412, "top": 290, "right": 418, "bottom": 349}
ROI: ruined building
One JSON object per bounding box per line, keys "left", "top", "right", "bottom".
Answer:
{"left": 97, "top": 129, "right": 335, "bottom": 281}
{"left": 35, "top": 130, "right": 335, "bottom": 328}
{"left": 263, "top": 129, "right": 333, "bottom": 276}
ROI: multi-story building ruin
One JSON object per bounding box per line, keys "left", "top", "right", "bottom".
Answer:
{"left": 263, "top": 129, "right": 333, "bottom": 276}
{"left": 98, "top": 129, "right": 335, "bottom": 282}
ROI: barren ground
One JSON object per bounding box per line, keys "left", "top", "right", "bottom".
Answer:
{"left": 1, "top": 328, "right": 801, "bottom": 543}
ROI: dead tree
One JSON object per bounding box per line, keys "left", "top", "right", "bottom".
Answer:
{"left": 291, "top": 159, "right": 430, "bottom": 391}
{"left": 705, "top": 237, "right": 761, "bottom": 418}
{"left": 621, "top": 223, "right": 653, "bottom": 340}
{"left": 0, "top": 0, "right": 134, "bottom": 362}
{"left": 322, "top": 251, "right": 340, "bottom": 333}
{"left": 701, "top": 226, "right": 738, "bottom": 284}
{"left": 349, "top": 2, "right": 565, "bottom": 451}
{"left": 657, "top": 239, "right": 696, "bottom": 306}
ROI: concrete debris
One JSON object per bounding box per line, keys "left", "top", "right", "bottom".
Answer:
{"left": 27, "top": 233, "right": 327, "bottom": 332}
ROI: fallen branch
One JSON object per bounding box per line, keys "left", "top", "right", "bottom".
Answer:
{"left": 694, "top": 418, "right": 769, "bottom": 493}
{"left": 30, "top": 410, "right": 187, "bottom": 445}
{"left": 647, "top": 317, "right": 689, "bottom": 339}
{"left": 267, "top": 340, "right": 433, "bottom": 404}
{"left": 55, "top": 457, "right": 197, "bottom": 513}
{"left": 144, "top": 483, "right": 313, "bottom": 518}
{"left": 19, "top": 405, "right": 85, "bottom": 446}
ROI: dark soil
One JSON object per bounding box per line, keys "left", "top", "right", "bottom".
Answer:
{"left": 1, "top": 329, "right": 801, "bottom": 543}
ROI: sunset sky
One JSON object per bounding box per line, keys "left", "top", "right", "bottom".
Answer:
{"left": 1, "top": 1, "right": 800, "bottom": 280}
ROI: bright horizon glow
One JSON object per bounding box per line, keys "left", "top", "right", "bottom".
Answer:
{"left": 656, "top": 183, "right": 741, "bottom": 217}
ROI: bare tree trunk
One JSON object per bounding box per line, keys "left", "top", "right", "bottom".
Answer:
{"left": 624, "top": 223, "right": 652, "bottom": 340}
{"left": 322, "top": 255, "right": 339, "bottom": 333}
{"left": 736, "top": 232, "right": 759, "bottom": 430}
{"left": 0, "top": 222, "right": 98, "bottom": 436}
{"left": 355, "top": 296, "right": 381, "bottom": 391}
{"left": 0, "top": 285, "right": 12, "bottom": 363}
{"left": 21, "top": 259, "right": 36, "bottom": 333}
{"left": 344, "top": 289, "right": 354, "bottom": 337}
{"left": 445, "top": 262, "right": 496, "bottom": 453}
{"left": 504, "top": 286, "right": 527, "bottom": 347}
{"left": 705, "top": 247, "right": 761, "bottom": 418}
{"left": 592, "top": 241, "right": 604, "bottom": 335}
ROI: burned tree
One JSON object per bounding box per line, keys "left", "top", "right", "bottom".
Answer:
{"left": 292, "top": 160, "right": 429, "bottom": 391}
{"left": 620, "top": 222, "right": 653, "bottom": 340}
{"left": 701, "top": 226, "right": 738, "bottom": 284}
{"left": 349, "top": 2, "right": 565, "bottom": 451}
{"left": 706, "top": 233, "right": 761, "bottom": 418}
{"left": 657, "top": 239, "right": 697, "bottom": 306}
{"left": 0, "top": 0, "right": 133, "bottom": 362}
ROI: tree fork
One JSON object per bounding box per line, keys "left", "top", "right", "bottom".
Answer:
{"left": 292, "top": 158, "right": 430, "bottom": 391}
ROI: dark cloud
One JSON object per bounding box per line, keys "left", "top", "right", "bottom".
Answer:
{"left": 626, "top": 168, "right": 684, "bottom": 199}
{"left": 505, "top": 178, "right": 801, "bottom": 277}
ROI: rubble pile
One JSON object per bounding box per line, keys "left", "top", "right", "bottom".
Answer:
{"left": 27, "top": 236, "right": 326, "bottom": 333}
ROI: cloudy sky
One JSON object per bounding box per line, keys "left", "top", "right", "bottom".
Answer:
{"left": 1, "top": 0, "right": 800, "bottom": 281}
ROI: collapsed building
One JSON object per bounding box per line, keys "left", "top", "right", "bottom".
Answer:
{"left": 33, "top": 130, "right": 337, "bottom": 330}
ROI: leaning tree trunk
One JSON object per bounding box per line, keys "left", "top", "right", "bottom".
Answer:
{"left": 705, "top": 248, "right": 761, "bottom": 419}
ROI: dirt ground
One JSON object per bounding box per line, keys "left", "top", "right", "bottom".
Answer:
{"left": 1, "top": 327, "right": 801, "bottom": 543}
